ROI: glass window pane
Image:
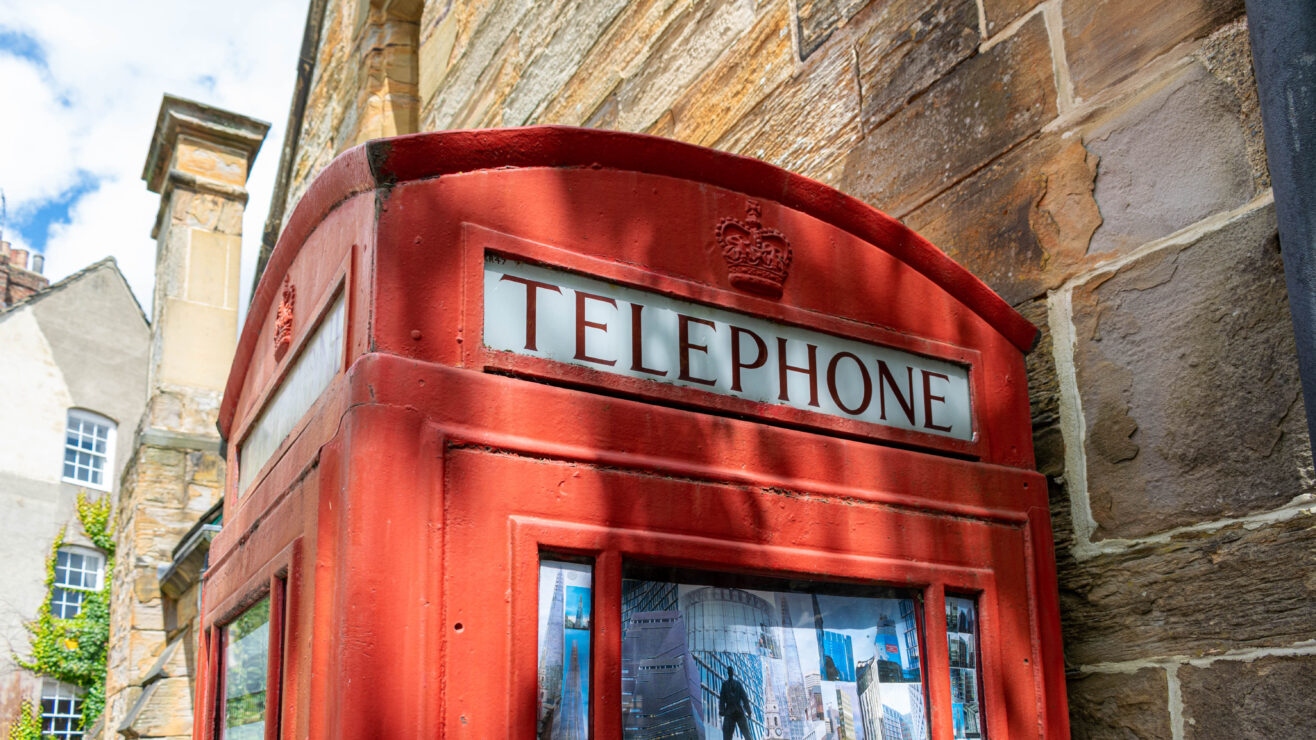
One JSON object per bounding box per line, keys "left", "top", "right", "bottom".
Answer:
{"left": 538, "top": 558, "right": 592, "bottom": 740}
{"left": 946, "top": 595, "right": 985, "bottom": 739}
{"left": 621, "top": 565, "right": 928, "bottom": 740}
{"left": 40, "top": 682, "right": 83, "bottom": 740}
{"left": 238, "top": 293, "right": 345, "bottom": 496}
{"left": 223, "top": 597, "right": 271, "bottom": 740}
{"left": 63, "top": 412, "right": 113, "bottom": 487}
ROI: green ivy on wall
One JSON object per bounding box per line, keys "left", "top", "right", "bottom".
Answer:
{"left": 5, "top": 701, "right": 41, "bottom": 740}
{"left": 9, "top": 491, "right": 115, "bottom": 737}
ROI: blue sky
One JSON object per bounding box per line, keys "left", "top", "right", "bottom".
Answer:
{"left": 7, "top": 172, "right": 97, "bottom": 253}
{"left": 0, "top": 28, "right": 46, "bottom": 66}
{"left": 0, "top": 0, "right": 304, "bottom": 314}
{"left": 0, "top": 27, "right": 88, "bottom": 253}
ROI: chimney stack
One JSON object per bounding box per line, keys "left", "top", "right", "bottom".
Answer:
{"left": 140, "top": 95, "right": 269, "bottom": 435}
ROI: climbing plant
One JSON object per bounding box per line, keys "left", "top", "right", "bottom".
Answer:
{"left": 5, "top": 701, "right": 41, "bottom": 740}
{"left": 10, "top": 491, "right": 115, "bottom": 735}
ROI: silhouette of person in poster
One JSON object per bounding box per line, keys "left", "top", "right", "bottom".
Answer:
{"left": 719, "top": 666, "right": 754, "bottom": 740}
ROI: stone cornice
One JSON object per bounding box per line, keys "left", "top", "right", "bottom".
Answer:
{"left": 149, "top": 168, "right": 251, "bottom": 239}
{"left": 143, "top": 94, "right": 270, "bottom": 194}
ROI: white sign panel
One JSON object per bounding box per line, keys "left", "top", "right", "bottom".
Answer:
{"left": 239, "top": 293, "right": 345, "bottom": 495}
{"left": 484, "top": 256, "right": 972, "bottom": 441}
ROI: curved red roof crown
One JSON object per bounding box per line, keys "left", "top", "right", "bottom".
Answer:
{"left": 221, "top": 126, "right": 1036, "bottom": 437}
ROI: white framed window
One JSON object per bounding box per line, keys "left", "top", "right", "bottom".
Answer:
{"left": 40, "top": 680, "right": 84, "bottom": 740}
{"left": 50, "top": 546, "right": 104, "bottom": 619}
{"left": 62, "top": 409, "right": 115, "bottom": 491}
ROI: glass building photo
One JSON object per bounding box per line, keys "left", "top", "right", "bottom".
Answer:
{"left": 615, "top": 567, "right": 931, "bottom": 740}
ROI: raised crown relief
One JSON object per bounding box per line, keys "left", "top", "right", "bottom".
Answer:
{"left": 717, "top": 200, "right": 793, "bottom": 299}
{"left": 273, "top": 276, "right": 295, "bottom": 361}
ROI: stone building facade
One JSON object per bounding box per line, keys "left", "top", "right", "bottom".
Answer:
{"left": 0, "top": 259, "right": 149, "bottom": 735}
{"left": 98, "top": 97, "right": 268, "bottom": 740}
{"left": 243, "top": 0, "right": 1310, "bottom": 736}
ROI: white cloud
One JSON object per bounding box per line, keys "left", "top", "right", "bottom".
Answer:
{"left": 0, "top": 0, "right": 306, "bottom": 318}
{"left": 40, "top": 177, "right": 157, "bottom": 315}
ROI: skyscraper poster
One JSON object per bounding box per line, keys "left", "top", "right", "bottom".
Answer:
{"left": 946, "top": 596, "right": 984, "bottom": 739}
{"left": 538, "top": 559, "right": 593, "bottom": 740}
{"left": 621, "top": 567, "right": 930, "bottom": 740}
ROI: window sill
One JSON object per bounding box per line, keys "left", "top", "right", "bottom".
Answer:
{"left": 62, "top": 477, "right": 111, "bottom": 493}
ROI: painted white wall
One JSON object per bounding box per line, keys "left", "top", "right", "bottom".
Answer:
{"left": 0, "top": 307, "right": 74, "bottom": 484}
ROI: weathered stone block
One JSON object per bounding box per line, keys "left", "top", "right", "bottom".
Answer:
{"left": 1067, "top": 668, "right": 1172, "bottom": 740}
{"left": 982, "top": 0, "right": 1042, "bottom": 36}
{"left": 795, "top": 0, "right": 868, "bottom": 59}
{"left": 423, "top": 0, "right": 534, "bottom": 130}
{"left": 418, "top": 3, "right": 458, "bottom": 107}
{"left": 670, "top": 2, "right": 794, "bottom": 147}
{"left": 1195, "top": 18, "right": 1268, "bottom": 191}
{"left": 498, "top": 0, "right": 630, "bottom": 126}
{"left": 714, "top": 29, "right": 861, "bottom": 184}
{"left": 1058, "top": 511, "right": 1316, "bottom": 665}
{"left": 173, "top": 139, "right": 248, "bottom": 187}
{"left": 1045, "top": 459, "right": 1075, "bottom": 556}
{"left": 187, "top": 450, "right": 223, "bottom": 487}
{"left": 1180, "top": 654, "right": 1316, "bottom": 739}
{"left": 903, "top": 134, "right": 1101, "bottom": 305}
{"left": 447, "top": 33, "right": 522, "bottom": 129}
{"left": 1062, "top": 0, "right": 1243, "bottom": 99}
{"left": 539, "top": 0, "right": 690, "bottom": 125}
{"left": 143, "top": 634, "right": 191, "bottom": 681}
{"left": 1072, "top": 204, "right": 1308, "bottom": 539}
{"left": 132, "top": 565, "right": 163, "bottom": 602}
{"left": 1017, "top": 299, "right": 1061, "bottom": 430}
{"left": 1086, "top": 63, "right": 1253, "bottom": 254}
{"left": 120, "top": 676, "right": 194, "bottom": 737}
{"left": 840, "top": 14, "right": 1056, "bottom": 217}
{"left": 132, "top": 592, "right": 166, "bottom": 633}
{"left": 134, "top": 505, "right": 195, "bottom": 560}
{"left": 608, "top": 0, "right": 757, "bottom": 132}
{"left": 173, "top": 584, "right": 200, "bottom": 631}
{"left": 127, "top": 627, "right": 167, "bottom": 682}
{"left": 854, "top": 0, "right": 979, "bottom": 129}
{"left": 104, "top": 686, "right": 142, "bottom": 736}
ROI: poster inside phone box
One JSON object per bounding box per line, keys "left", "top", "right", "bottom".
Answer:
{"left": 207, "top": 127, "right": 1065, "bottom": 740}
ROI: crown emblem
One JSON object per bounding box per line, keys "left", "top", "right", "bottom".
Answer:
{"left": 273, "top": 276, "right": 295, "bottom": 361}
{"left": 717, "top": 200, "right": 792, "bottom": 299}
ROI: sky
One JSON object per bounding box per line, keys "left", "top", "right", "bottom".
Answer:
{"left": 0, "top": 0, "right": 307, "bottom": 318}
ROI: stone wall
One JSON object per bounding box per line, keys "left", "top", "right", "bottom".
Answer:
{"left": 275, "top": 0, "right": 1314, "bottom": 735}
{"left": 103, "top": 445, "right": 221, "bottom": 740}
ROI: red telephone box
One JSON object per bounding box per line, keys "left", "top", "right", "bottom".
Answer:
{"left": 201, "top": 127, "right": 1066, "bottom": 740}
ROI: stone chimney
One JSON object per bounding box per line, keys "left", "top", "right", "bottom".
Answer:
{"left": 140, "top": 95, "right": 269, "bottom": 435}
{"left": 100, "top": 97, "right": 267, "bottom": 739}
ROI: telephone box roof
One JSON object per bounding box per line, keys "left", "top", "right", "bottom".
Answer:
{"left": 222, "top": 126, "right": 1037, "bottom": 436}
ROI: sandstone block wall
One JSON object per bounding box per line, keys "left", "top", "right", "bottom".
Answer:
{"left": 275, "top": 0, "right": 1314, "bottom": 735}
{"left": 103, "top": 446, "right": 221, "bottom": 740}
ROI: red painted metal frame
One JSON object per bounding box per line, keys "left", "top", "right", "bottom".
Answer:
{"left": 203, "top": 127, "right": 1068, "bottom": 740}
